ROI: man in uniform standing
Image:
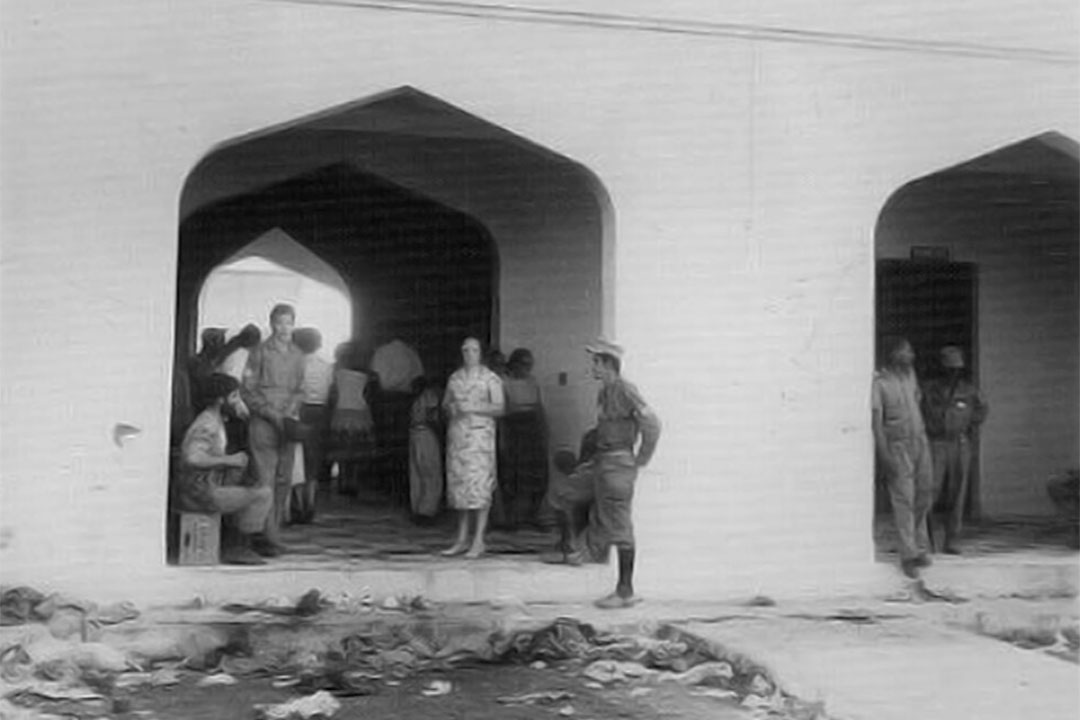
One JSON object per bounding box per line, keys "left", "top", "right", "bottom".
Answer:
{"left": 872, "top": 336, "right": 934, "bottom": 578}
{"left": 544, "top": 339, "right": 661, "bottom": 609}
{"left": 922, "top": 345, "right": 987, "bottom": 555}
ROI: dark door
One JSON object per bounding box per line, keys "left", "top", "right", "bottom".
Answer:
{"left": 874, "top": 259, "right": 980, "bottom": 517}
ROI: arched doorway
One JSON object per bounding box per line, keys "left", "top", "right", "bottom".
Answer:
{"left": 873, "top": 131, "right": 1079, "bottom": 556}
{"left": 171, "top": 87, "right": 612, "bottom": 565}
{"left": 199, "top": 228, "right": 353, "bottom": 363}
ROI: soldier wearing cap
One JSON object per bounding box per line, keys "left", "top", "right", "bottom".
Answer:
{"left": 921, "top": 345, "right": 988, "bottom": 554}
{"left": 543, "top": 338, "right": 661, "bottom": 609}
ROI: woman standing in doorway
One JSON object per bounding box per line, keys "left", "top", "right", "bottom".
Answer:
{"left": 500, "top": 348, "right": 549, "bottom": 528}
{"left": 442, "top": 337, "right": 505, "bottom": 558}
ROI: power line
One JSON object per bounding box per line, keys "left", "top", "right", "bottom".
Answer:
{"left": 264, "top": 0, "right": 1077, "bottom": 64}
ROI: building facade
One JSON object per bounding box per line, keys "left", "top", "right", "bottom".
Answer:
{"left": 1, "top": 0, "right": 1077, "bottom": 604}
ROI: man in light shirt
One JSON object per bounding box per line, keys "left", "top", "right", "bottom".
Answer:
{"left": 241, "top": 304, "right": 304, "bottom": 555}
{"left": 872, "top": 336, "right": 934, "bottom": 579}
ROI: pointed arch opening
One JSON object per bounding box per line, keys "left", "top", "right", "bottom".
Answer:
{"left": 169, "top": 87, "right": 615, "bottom": 568}
{"left": 872, "top": 131, "right": 1079, "bottom": 557}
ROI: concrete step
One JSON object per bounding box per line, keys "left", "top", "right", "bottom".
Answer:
{"left": 165, "top": 557, "right": 615, "bottom": 608}
{"left": 914, "top": 551, "right": 1078, "bottom": 599}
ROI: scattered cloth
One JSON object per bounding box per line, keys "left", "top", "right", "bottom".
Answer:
{"left": 222, "top": 589, "right": 325, "bottom": 618}
{"left": 254, "top": 690, "right": 341, "bottom": 720}
{"left": 582, "top": 660, "right": 654, "bottom": 684}
{"left": 196, "top": 672, "right": 238, "bottom": 687}
{"left": 497, "top": 690, "right": 574, "bottom": 705}
{"left": 420, "top": 679, "right": 452, "bottom": 697}
{"left": 659, "top": 661, "right": 734, "bottom": 687}
{"left": 502, "top": 618, "right": 599, "bottom": 663}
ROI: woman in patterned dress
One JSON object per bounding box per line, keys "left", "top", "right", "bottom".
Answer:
{"left": 441, "top": 337, "right": 505, "bottom": 558}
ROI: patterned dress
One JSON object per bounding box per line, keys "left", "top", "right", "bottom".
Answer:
{"left": 444, "top": 366, "right": 504, "bottom": 510}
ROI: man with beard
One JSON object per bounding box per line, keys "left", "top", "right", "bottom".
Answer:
{"left": 177, "top": 373, "right": 272, "bottom": 565}
{"left": 922, "top": 345, "right": 988, "bottom": 555}
{"left": 873, "top": 336, "right": 933, "bottom": 578}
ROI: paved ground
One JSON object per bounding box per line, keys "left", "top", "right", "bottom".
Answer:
{"left": 679, "top": 601, "right": 1079, "bottom": 720}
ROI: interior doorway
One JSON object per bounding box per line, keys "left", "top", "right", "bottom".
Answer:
{"left": 873, "top": 131, "right": 1079, "bottom": 558}
{"left": 874, "top": 259, "right": 979, "bottom": 518}
{"left": 199, "top": 229, "right": 354, "bottom": 364}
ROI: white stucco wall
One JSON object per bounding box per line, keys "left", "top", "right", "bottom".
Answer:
{"left": 1, "top": 0, "right": 1076, "bottom": 603}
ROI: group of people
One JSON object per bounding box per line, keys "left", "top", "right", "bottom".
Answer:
{"left": 872, "top": 338, "right": 988, "bottom": 578}
{"left": 173, "top": 304, "right": 343, "bottom": 564}
{"left": 171, "top": 303, "right": 665, "bottom": 608}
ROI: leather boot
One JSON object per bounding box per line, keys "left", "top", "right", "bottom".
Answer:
{"left": 222, "top": 533, "right": 267, "bottom": 565}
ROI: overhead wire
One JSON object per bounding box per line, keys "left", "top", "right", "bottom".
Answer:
{"left": 263, "top": 0, "right": 1077, "bottom": 64}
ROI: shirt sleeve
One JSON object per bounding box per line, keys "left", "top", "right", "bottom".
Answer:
{"left": 181, "top": 415, "right": 221, "bottom": 465}
{"left": 442, "top": 376, "right": 455, "bottom": 413}
{"left": 623, "top": 381, "right": 661, "bottom": 466}
{"left": 488, "top": 373, "right": 505, "bottom": 413}
{"left": 240, "top": 345, "right": 268, "bottom": 415}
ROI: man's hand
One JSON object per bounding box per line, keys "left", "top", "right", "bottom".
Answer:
{"left": 230, "top": 453, "right": 249, "bottom": 470}
{"left": 265, "top": 409, "right": 285, "bottom": 433}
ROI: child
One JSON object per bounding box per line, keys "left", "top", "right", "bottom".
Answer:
{"left": 409, "top": 376, "right": 444, "bottom": 523}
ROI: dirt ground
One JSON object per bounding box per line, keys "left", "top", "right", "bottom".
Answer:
{"left": 118, "top": 664, "right": 770, "bottom": 720}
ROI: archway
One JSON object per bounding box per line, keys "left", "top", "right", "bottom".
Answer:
{"left": 873, "top": 131, "right": 1079, "bottom": 556}
{"left": 199, "top": 228, "right": 353, "bottom": 363}
{"left": 171, "top": 87, "right": 613, "bottom": 566}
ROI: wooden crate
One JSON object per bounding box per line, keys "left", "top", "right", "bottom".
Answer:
{"left": 177, "top": 512, "right": 221, "bottom": 566}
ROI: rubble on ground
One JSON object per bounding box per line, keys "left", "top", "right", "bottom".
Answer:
{"left": 1, "top": 586, "right": 811, "bottom": 719}
{"left": 253, "top": 690, "right": 341, "bottom": 720}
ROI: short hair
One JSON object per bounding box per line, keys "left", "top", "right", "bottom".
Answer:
{"left": 200, "top": 327, "right": 227, "bottom": 354}
{"left": 463, "top": 337, "right": 486, "bottom": 356}
{"left": 594, "top": 352, "right": 621, "bottom": 375}
{"left": 200, "top": 373, "right": 239, "bottom": 404}
{"left": 293, "top": 327, "right": 322, "bottom": 354}
{"left": 879, "top": 336, "right": 910, "bottom": 364}
{"left": 237, "top": 323, "right": 261, "bottom": 348}
{"left": 270, "top": 303, "right": 296, "bottom": 323}
{"left": 507, "top": 348, "right": 534, "bottom": 370}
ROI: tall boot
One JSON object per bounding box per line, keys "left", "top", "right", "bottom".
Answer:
{"left": 594, "top": 546, "right": 639, "bottom": 609}
{"left": 616, "top": 547, "right": 635, "bottom": 599}
{"left": 540, "top": 512, "right": 581, "bottom": 565}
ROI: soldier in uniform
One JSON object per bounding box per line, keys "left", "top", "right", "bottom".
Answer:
{"left": 543, "top": 339, "right": 661, "bottom": 609}
{"left": 921, "top": 345, "right": 988, "bottom": 554}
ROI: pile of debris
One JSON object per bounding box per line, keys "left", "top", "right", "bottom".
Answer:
{"left": 0, "top": 586, "right": 819, "bottom": 719}
{"left": 495, "top": 617, "right": 798, "bottom": 714}
{"left": 1, "top": 586, "right": 144, "bottom": 718}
